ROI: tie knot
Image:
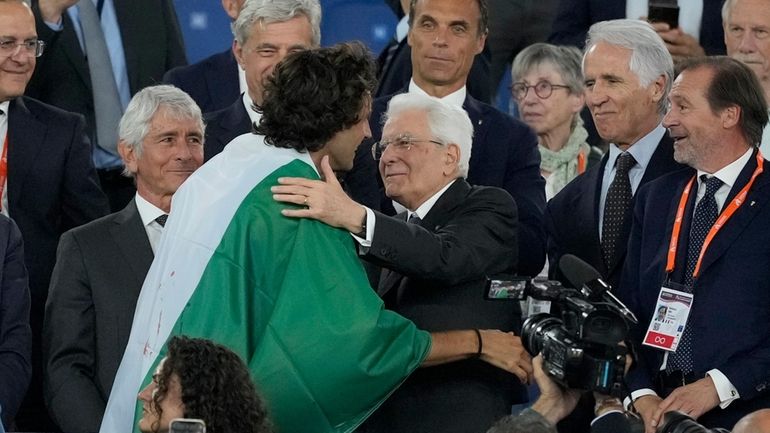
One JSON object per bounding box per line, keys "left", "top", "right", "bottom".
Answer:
{"left": 155, "top": 214, "right": 168, "bottom": 227}
{"left": 407, "top": 214, "right": 421, "bottom": 225}
{"left": 701, "top": 175, "right": 723, "bottom": 197}
{"left": 615, "top": 152, "right": 637, "bottom": 174}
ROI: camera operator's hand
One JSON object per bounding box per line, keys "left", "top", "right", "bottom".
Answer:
{"left": 479, "top": 330, "right": 533, "bottom": 384}
{"left": 530, "top": 355, "right": 581, "bottom": 425}
{"left": 633, "top": 394, "right": 663, "bottom": 433}
{"left": 652, "top": 377, "right": 719, "bottom": 426}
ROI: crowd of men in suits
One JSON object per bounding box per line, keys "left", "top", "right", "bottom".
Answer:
{"left": 1, "top": 0, "right": 770, "bottom": 432}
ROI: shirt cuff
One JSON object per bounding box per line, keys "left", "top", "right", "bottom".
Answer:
{"left": 625, "top": 389, "right": 659, "bottom": 411}
{"left": 706, "top": 369, "right": 740, "bottom": 408}
{"left": 351, "top": 207, "right": 374, "bottom": 249}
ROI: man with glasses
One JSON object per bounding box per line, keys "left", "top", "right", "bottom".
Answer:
{"left": 0, "top": 0, "right": 109, "bottom": 430}
{"left": 346, "top": 0, "right": 547, "bottom": 278}
{"left": 273, "top": 91, "right": 531, "bottom": 433}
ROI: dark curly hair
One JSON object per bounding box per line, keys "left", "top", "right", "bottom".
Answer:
{"left": 151, "top": 336, "right": 272, "bottom": 433}
{"left": 254, "top": 41, "right": 376, "bottom": 152}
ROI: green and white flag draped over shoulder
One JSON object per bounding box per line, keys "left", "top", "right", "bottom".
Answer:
{"left": 100, "top": 133, "right": 431, "bottom": 433}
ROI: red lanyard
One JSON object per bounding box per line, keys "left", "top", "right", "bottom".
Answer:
{"left": 577, "top": 151, "right": 587, "bottom": 175}
{"left": 0, "top": 134, "right": 8, "bottom": 212}
{"left": 666, "top": 152, "right": 764, "bottom": 278}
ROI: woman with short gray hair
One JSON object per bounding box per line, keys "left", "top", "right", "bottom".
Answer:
{"left": 512, "top": 43, "right": 602, "bottom": 200}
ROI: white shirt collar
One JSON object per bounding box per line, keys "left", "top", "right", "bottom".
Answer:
{"left": 0, "top": 100, "right": 9, "bottom": 115}
{"left": 241, "top": 92, "right": 262, "bottom": 126}
{"left": 410, "top": 179, "right": 457, "bottom": 219}
{"left": 408, "top": 79, "right": 467, "bottom": 108}
{"left": 134, "top": 193, "right": 167, "bottom": 227}
{"left": 697, "top": 146, "right": 754, "bottom": 192}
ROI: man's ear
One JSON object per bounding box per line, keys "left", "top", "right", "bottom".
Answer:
{"left": 118, "top": 140, "right": 137, "bottom": 175}
{"left": 233, "top": 39, "right": 245, "bottom": 69}
{"left": 721, "top": 105, "right": 741, "bottom": 130}
{"left": 444, "top": 143, "right": 460, "bottom": 176}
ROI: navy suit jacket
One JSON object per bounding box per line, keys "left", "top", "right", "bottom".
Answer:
{"left": 27, "top": 0, "right": 187, "bottom": 148}
{"left": 44, "top": 200, "right": 152, "bottom": 433}
{"left": 0, "top": 216, "right": 31, "bottom": 428}
{"left": 347, "top": 90, "right": 546, "bottom": 276}
{"left": 618, "top": 152, "right": 770, "bottom": 429}
{"left": 360, "top": 179, "right": 525, "bottom": 433}
{"left": 7, "top": 97, "right": 109, "bottom": 312}
{"left": 548, "top": 0, "right": 726, "bottom": 55}
{"left": 203, "top": 98, "right": 252, "bottom": 162}
{"left": 544, "top": 135, "right": 683, "bottom": 289}
{"left": 163, "top": 48, "right": 240, "bottom": 114}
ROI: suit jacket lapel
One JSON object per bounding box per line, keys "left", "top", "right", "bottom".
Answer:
{"left": 209, "top": 50, "right": 239, "bottom": 108}
{"left": 376, "top": 180, "right": 469, "bottom": 299}
{"left": 7, "top": 98, "right": 45, "bottom": 207}
{"left": 110, "top": 199, "right": 153, "bottom": 294}
{"left": 698, "top": 153, "right": 768, "bottom": 275}
{"left": 60, "top": 13, "right": 92, "bottom": 91}
{"left": 113, "top": 0, "right": 141, "bottom": 93}
{"left": 588, "top": 155, "right": 609, "bottom": 274}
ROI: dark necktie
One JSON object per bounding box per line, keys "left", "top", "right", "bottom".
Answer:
{"left": 155, "top": 214, "right": 168, "bottom": 227}
{"left": 667, "top": 175, "right": 723, "bottom": 373}
{"left": 407, "top": 214, "right": 421, "bottom": 225}
{"left": 601, "top": 152, "right": 637, "bottom": 269}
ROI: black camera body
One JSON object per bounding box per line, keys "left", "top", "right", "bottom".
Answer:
{"left": 519, "top": 278, "right": 631, "bottom": 396}
{"left": 486, "top": 255, "right": 639, "bottom": 396}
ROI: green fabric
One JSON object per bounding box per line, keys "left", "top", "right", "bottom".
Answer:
{"left": 133, "top": 160, "right": 431, "bottom": 433}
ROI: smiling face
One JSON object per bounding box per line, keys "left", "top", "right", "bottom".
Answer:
{"left": 0, "top": 1, "right": 36, "bottom": 103}
{"left": 119, "top": 106, "right": 204, "bottom": 211}
{"left": 378, "top": 109, "right": 458, "bottom": 210}
{"left": 137, "top": 359, "right": 185, "bottom": 433}
{"left": 724, "top": 0, "right": 770, "bottom": 96}
{"left": 583, "top": 42, "right": 665, "bottom": 148}
{"left": 663, "top": 67, "right": 725, "bottom": 171}
{"left": 234, "top": 15, "right": 314, "bottom": 105}
{"left": 407, "top": 0, "right": 486, "bottom": 97}
{"left": 515, "top": 62, "right": 584, "bottom": 138}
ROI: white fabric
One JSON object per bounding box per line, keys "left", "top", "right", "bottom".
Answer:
{"left": 626, "top": 0, "right": 703, "bottom": 41}
{"left": 134, "top": 193, "right": 167, "bottom": 254}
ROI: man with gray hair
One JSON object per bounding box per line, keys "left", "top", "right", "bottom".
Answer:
{"left": 43, "top": 85, "right": 204, "bottom": 433}
{"left": 721, "top": 0, "right": 770, "bottom": 153}
{"left": 273, "top": 91, "right": 531, "bottom": 433}
{"left": 203, "top": 0, "right": 321, "bottom": 161}
{"left": 545, "top": 19, "right": 683, "bottom": 292}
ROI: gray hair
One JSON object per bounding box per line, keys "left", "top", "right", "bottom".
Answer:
{"left": 486, "top": 412, "right": 557, "bottom": 433}
{"left": 511, "top": 43, "right": 584, "bottom": 94}
{"left": 233, "top": 0, "right": 321, "bottom": 47}
{"left": 585, "top": 19, "right": 674, "bottom": 114}
{"left": 118, "top": 85, "right": 204, "bottom": 166}
{"left": 722, "top": 0, "right": 735, "bottom": 22}
{"left": 384, "top": 92, "right": 473, "bottom": 178}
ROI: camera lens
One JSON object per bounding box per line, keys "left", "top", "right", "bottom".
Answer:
{"left": 521, "top": 314, "right": 563, "bottom": 355}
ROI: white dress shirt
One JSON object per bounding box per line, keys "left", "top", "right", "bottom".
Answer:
{"left": 134, "top": 193, "right": 167, "bottom": 253}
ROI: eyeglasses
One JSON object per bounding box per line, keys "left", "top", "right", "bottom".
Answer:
{"left": 371, "top": 134, "right": 444, "bottom": 160}
{"left": 510, "top": 81, "right": 570, "bottom": 101}
{"left": 0, "top": 39, "right": 45, "bottom": 58}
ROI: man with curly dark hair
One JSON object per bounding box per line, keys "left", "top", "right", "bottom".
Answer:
{"left": 137, "top": 336, "right": 272, "bottom": 433}
{"left": 104, "top": 41, "right": 526, "bottom": 433}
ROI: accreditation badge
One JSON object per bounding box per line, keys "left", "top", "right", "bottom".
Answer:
{"left": 642, "top": 286, "right": 694, "bottom": 351}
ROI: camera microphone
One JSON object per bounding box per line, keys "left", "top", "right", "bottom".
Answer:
{"left": 558, "top": 254, "right": 638, "bottom": 325}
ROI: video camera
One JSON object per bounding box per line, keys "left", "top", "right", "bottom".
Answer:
{"left": 486, "top": 254, "right": 638, "bottom": 396}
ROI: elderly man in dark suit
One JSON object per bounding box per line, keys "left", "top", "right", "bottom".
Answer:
{"left": 43, "top": 85, "right": 204, "bottom": 433}
{"left": 202, "top": 0, "right": 320, "bottom": 162}
{"left": 27, "top": 0, "right": 187, "bottom": 212}
{"left": 0, "top": 1, "right": 111, "bottom": 429}
{"left": 544, "top": 20, "right": 684, "bottom": 292}
{"left": 0, "top": 215, "right": 31, "bottom": 430}
{"left": 163, "top": 0, "right": 245, "bottom": 113}
{"left": 273, "top": 91, "right": 532, "bottom": 433}
{"left": 619, "top": 56, "right": 770, "bottom": 432}
{"left": 347, "top": 0, "right": 546, "bottom": 277}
